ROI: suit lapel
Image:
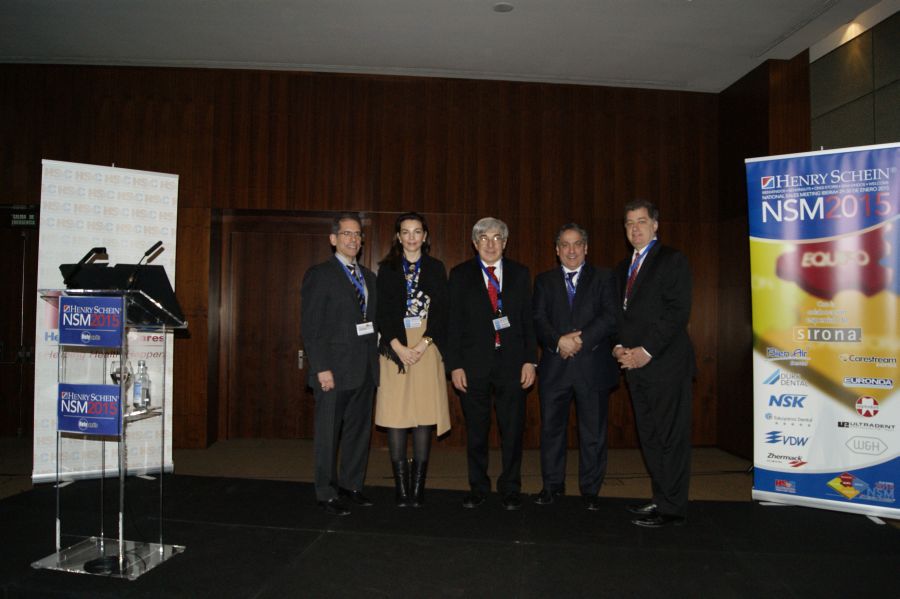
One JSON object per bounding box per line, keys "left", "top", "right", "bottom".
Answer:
{"left": 628, "top": 243, "right": 661, "bottom": 301}
{"left": 471, "top": 258, "right": 495, "bottom": 314}
{"left": 571, "top": 264, "right": 593, "bottom": 311}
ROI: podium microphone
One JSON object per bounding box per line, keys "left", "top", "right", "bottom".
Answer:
{"left": 126, "top": 241, "right": 164, "bottom": 289}
{"left": 63, "top": 246, "right": 107, "bottom": 287}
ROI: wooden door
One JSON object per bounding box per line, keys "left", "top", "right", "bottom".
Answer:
{"left": 217, "top": 212, "right": 377, "bottom": 439}
{"left": 0, "top": 216, "right": 38, "bottom": 437}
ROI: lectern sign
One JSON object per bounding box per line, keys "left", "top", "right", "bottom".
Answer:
{"left": 59, "top": 296, "right": 124, "bottom": 347}
{"left": 58, "top": 383, "right": 122, "bottom": 436}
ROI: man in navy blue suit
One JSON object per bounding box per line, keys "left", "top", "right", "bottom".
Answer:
{"left": 533, "top": 223, "right": 618, "bottom": 510}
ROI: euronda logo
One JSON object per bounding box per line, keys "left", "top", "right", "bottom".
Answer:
{"left": 843, "top": 377, "right": 893, "bottom": 389}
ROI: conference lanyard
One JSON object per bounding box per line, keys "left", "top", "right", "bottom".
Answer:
{"left": 627, "top": 239, "right": 657, "bottom": 280}
{"left": 339, "top": 261, "right": 367, "bottom": 318}
{"left": 478, "top": 260, "right": 503, "bottom": 314}
{"left": 401, "top": 257, "right": 421, "bottom": 312}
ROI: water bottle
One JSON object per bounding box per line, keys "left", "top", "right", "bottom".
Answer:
{"left": 133, "top": 360, "right": 151, "bottom": 409}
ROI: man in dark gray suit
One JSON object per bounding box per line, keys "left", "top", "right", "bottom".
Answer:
{"left": 614, "top": 200, "right": 695, "bottom": 528}
{"left": 533, "top": 223, "right": 618, "bottom": 510}
{"left": 301, "top": 213, "right": 379, "bottom": 516}
{"left": 446, "top": 217, "right": 537, "bottom": 511}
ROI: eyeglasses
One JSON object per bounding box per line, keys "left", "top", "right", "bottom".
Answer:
{"left": 337, "top": 230, "right": 364, "bottom": 240}
{"left": 476, "top": 234, "right": 505, "bottom": 244}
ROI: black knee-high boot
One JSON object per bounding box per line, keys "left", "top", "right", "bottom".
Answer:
{"left": 410, "top": 461, "right": 428, "bottom": 507}
{"left": 392, "top": 460, "right": 411, "bottom": 507}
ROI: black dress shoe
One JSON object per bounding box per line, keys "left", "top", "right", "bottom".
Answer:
{"left": 462, "top": 493, "right": 486, "bottom": 509}
{"left": 501, "top": 493, "right": 523, "bottom": 511}
{"left": 626, "top": 502, "right": 658, "bottom": 515}
{"left": 534, "top": 488, "right": 563, "bottom": 505}
{"left": 338, "top": 488, "right": 374, "bottom": 506}
{"left": 583, "top": 495, "right": 602, "bottom": 511}
{"left": 631, "top": 514, "right": 685, "bottom": 528}
{"left": 318, "top": 498, "right": 350, "bottom": 516}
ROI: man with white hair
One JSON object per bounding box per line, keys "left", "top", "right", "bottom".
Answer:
{"left": 446, "top": 217, "right": 537, "bottom": 510}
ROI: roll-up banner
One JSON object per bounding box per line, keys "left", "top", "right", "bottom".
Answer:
{"left": 746, "top": 142, "right": 899, "bottom": 518}
{"left": 33, "top": 160, "right": 178, "bottom": 483}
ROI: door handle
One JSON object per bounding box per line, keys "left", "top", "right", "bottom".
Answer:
{"left": 298, "top": 349, "right": 305, "bottom": 370}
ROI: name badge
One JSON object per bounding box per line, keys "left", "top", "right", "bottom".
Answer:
{"left": 403, "top": 316, "right": 423, "bottom": 329}
{"left": 356, "top": 322, "right": 375, "bottom": 336}
{"left": 493, "top": 316, "right": 511, "bottom": 331}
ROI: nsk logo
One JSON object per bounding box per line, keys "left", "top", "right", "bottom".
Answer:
{"left": 765, "top": 430, "right": 809, "bottom": 446}
{"left": 768, "top": 394, "right": 806, "bottom": 408}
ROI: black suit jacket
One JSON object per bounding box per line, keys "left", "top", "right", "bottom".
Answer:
{"left": 301, "top": 255, "right": 379, "bottom": 391}
{"left": 533, "top": 263, "right": 619, "bottom": 392}
{"left": 614, "top": 243, "right": 695, "bottom": 382}
{"left": 375, "top": 253, "right": 449, "bottom": 368}
{"left": 446, "top": 257, "right": 537, "bottom": 380}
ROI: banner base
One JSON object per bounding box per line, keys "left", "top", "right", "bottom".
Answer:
{"left": 753, "top": 490, "right": 900, "bottom": 521}
{"left": 31, "top": 536, "right": 185, "bottom": 581}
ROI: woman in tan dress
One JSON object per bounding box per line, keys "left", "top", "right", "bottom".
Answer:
{"left": 375, "top": 212, "right": 450, "bottom": 507}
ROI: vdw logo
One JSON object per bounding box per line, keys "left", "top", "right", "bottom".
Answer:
{"left": 765, "top": 430, "right": 809, "bottom": 446}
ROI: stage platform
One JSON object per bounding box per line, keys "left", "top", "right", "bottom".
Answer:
{"left": 2, "top": 474, "right": 897, "bottom": 598}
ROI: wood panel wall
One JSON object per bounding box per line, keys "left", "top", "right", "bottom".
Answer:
{"left": 0, "top": 60, "right": 811, "bottom": 451}
{"left": 717, "top": 52, "right": 811, "bottom": 459}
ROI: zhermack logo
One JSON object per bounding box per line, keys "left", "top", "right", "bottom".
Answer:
{"left": 768, "top": 394, "right": 806, "bottom": 408}
{"left": 761, "top": 176, "right": 776, "bottom": 189}
{"left": 856, "top": 396, "right": 879, "bottom": 418}
{"left": 843, "top": 377, "right": 893, "bottom": 389}
{"left": 765, "top": 430, "right": 809, "bottom": 446}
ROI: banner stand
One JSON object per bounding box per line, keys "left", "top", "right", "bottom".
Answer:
{"left": 745, "top": 142, "right": 899, "bottom": 520}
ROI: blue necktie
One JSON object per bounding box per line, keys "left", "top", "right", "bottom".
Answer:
{"left": 565, "top": 271, "right": 577, "bottom": 307}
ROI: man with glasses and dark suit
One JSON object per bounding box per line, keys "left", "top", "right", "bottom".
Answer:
{"left": 446, "top": 217, "right": 537, "bottom": 511}
{"left": 301, "top": 213, "right": 379, "bottom": 516}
